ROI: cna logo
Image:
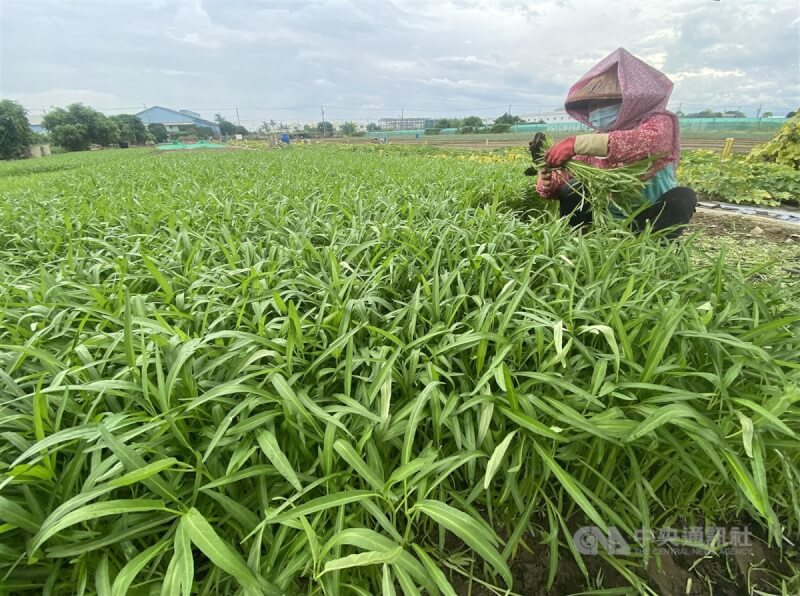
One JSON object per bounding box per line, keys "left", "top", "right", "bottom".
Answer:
{"left": 573, "top": 526, "right": 631, "bottom": 555}
{"left": 574, "top": 525, "right": 753, "bottom": 556}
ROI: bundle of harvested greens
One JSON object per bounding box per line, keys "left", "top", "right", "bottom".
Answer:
{"left": 527, "top": 132, "right": 654, "bottom": 223}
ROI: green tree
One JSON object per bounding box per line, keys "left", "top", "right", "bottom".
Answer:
{"left": 461, "top": 116, "right": 483, "bottom": 128}
{"left": 148, "top": 123, "right": 168, "bottom": 143}
{"left": 685, "top": 109, "right": 723, "bottom": 118}
{"left": 50, "top": 123, "right": 90, "bottom": 151}
{"left": 494, "top": 112, "right": 523, "bottom": 125}
{"left": 176, "top": 125, "right": 198, "bottom": 138}
{"left": 317, "top": 121, "right": 334, "bottom": 135}
{"left": 96, "top": 119, "right": 119, "bottom": 145}
{"left": 435, "top": 118, "right": 460, "bottom": 128}
{"left": 366, "top": 122, "right": 382, "bottom": 132}
{"left": 196, "top": 126, "right": 214, "bottom": 139}
{"left": 0, "top": 100, "right": 32, "bottom": 160}
{"left": 339, "top": 121, "right": 358, "bottom": 136}
{"left": 109, "top": 114, "right": 147, "bottom": 144}
{"left": 42, "top": 103, "right": 119, "bottom": 149}
{"left": 214, "top": 113, "right": 238, "bottom": 136}
{"left": 488, "top": 123, "right": 511, "bottom": 133}
{"left": 762, "top": 112, "right": 773, "bottom": 118}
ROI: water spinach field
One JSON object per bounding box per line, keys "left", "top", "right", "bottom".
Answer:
{"left": 1, "top": 145, "right": 798, "bottom": 594}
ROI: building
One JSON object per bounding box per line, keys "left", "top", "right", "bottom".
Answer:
{"left": 378, "top": 117, "right": 435, "bottom": 131}
{"left": 30, "top": 124, "right": 46, "bottom": 134}
{"left": 136, "top": 106, "right": 221, "bottom": 137}
{"left": 525, "top": 110, "right": 577, "bottom": 124}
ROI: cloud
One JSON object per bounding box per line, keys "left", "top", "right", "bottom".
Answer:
{"left": 1, "top": 0, "right": 798, "bottom": 128}
{"left": 167, "top": 32, "right": 223, "bottom": 49}
{"left": 416, "top": 78, "right": 491, "bottom": 90}
{"left": 377, "top": 61, "right": 420, "bottom": 73}
{"left": 143, "top": 69, "right": 201, "bottom": 77}
{"left": 668, "top": 68, "right": 746, "bottom": 84}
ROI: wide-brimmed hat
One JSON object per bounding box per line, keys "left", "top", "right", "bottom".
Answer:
{"left": 565, "top": 65, "right": 621, "bottom": 109}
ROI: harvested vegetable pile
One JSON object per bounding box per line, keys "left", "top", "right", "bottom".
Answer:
{"left": 748, "top": 113, "right": 800, "bottom": 169}
{"left": 0, "top": 146, "right": 799, "bottom": 594}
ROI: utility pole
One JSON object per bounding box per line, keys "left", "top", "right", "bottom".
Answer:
{"left": 400, "top": 108, "right": 404, "bottom": 131}
{"left": 235, "top": 107, "right": 241, "bottom": 126}
{"left": 508, "top": 103, "right": 512, "bottom": 117}
{"left": 320, "top": 106, "right": 326, "bottom": 137}
{"left": 755, "top": 104, "right": 762, "bottom": 119}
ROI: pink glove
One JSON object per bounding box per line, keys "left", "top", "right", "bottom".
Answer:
{"left": 537, "top": 170, "right": 557, "bottom": 199}
{"left": 545, "top": 137, "right": 576, "bottom": 167}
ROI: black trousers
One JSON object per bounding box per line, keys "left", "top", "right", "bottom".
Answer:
{"left": 559, "top": 185, "right": 697, "bottom": 238}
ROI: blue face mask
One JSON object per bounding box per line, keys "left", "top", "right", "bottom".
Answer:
{"left": 588, "top": 104, "right": 621, "bottom": 131}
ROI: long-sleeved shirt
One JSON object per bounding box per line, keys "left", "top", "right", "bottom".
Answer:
{"left": 536, "top": 114, "right": 677, "bottom": 205}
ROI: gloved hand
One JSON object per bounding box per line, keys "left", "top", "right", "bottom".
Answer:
{"left": 537, "top": 170, "right": 554, "bottom": 196}
{"left": 545, "top": 137, "right": 576, "bottom": 167}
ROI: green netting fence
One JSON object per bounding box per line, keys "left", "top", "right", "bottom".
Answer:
{"left": 366, "top": 117, "right": 787, "bottom": 139}
{"left": 156, "top": 141, "right": 228, "bottom": 151}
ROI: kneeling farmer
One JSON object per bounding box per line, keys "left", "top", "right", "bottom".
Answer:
{"left": 537, "top": 48, "right": 697, "bottom": 237}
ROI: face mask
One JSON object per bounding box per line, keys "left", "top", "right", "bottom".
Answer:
{"left": 588, "top": 104, "right": 621, "bottom": 131}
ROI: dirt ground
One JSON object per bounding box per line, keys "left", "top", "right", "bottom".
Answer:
{"left": 689, "top": 208, "right": 800, "bottom": 280}
{"left": 446, "top": 516, "right": 799, "bottom": 595}
{"left": 691, "top": 208, "right": 800, "bottom": 243}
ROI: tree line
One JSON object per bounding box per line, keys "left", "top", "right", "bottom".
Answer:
{"left": 0, "top": 100, "right": 254, "bottom": 158}
{"left": 0, "top": 104, "right": 536, "bottom": 156}
{"left": 677, "top": 109, "right": 796, "bottom": 119}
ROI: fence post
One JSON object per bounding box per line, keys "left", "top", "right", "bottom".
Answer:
{"left": 721, "top": 137, "right": 734, "bottom": 160}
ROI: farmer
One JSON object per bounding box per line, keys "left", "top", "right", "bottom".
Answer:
{"left": 537, "top": 48, "right": 697, "bottom": 237}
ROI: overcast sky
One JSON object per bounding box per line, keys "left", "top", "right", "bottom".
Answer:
{"left": 1, "top": 0, "right": 798, "bottom": 128}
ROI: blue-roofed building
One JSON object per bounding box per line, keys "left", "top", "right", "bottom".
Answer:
{"left": 136, "top": 106, "right": 221, "bottom": 137}
{"left": 30, "top": 124, "right": 45, "bottom": 134}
